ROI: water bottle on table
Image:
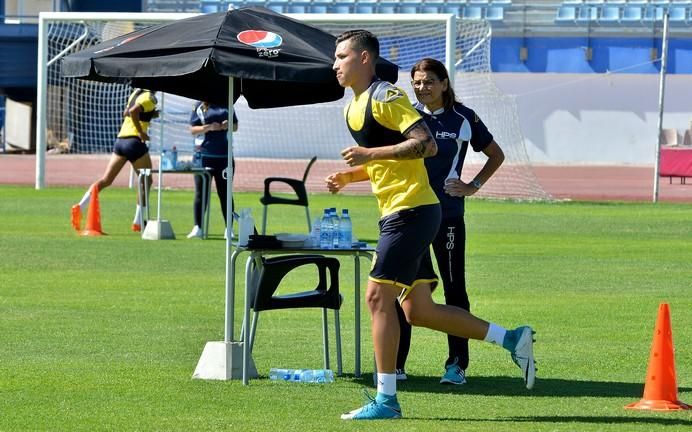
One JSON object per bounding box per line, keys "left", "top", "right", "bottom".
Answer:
{"left": 338, "top": 209, "right": 352, "bottom": 249}
{"left": 269, "top": 368, "right": 334, "bottom": 383}
{"left": 171, "top": 146, "right": 178, "bottom": 169}
{"left": 319, "top": 208, "right": 332, "bottom": 249}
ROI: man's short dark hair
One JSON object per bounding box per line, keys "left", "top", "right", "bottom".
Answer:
{"left": 336, "top": 30, "right": 379, "bottom": 60}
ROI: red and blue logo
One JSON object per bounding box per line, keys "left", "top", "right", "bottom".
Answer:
{"left": 237, "top": 30, "right": 283, "bottom": 49}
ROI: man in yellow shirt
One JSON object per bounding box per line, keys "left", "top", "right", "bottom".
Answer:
{"left": 327, "top": 30, "right": 536, "bottom": 420}
{"left": 71, "top": 88, "right": 158, "bottom": 233}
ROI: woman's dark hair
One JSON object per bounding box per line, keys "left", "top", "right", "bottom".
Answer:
{"left": 410, "top": 58, "right": 458, "bottom": 110}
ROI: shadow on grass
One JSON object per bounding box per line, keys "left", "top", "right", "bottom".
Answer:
{"left": 346, "top": 373, "right": 691, "bottom": 399}
{"left": 406, "top": 415, "right": 692, "bottom": 427}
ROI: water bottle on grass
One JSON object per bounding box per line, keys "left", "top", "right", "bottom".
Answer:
{"left": 269, "top": 368, "right": 334, "bottom": 383}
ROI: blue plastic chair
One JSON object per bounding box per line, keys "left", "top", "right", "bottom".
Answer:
{"left": 599, "top": 5, "right": 621, "bottom": 22}
{"left": 621, "top": 5, "right": 643, "bottom": 21}
{"left": 462, "top": 6, "right": 484, "bottom": 19}
{"left": 668, "top": 6, "right": 688, "bottom": 23}
{"left": 485, "top": 6, "right": 505, "bottom": 20}
{"left": 200, "top": 0, "right": 222, "bottom": 13}
{"left": 556, "top": 5, "right": 578, "bottom": 22}
{"left": 576, "top": 5, "right": 598, "bottom": 21}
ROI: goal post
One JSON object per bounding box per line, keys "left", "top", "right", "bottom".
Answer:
{"left": 36, "top": 11, "right": 550, "bottom": 200}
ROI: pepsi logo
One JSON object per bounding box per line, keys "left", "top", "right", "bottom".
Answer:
{"left": 237, "top": 30, "right": 283, "bottom": 49}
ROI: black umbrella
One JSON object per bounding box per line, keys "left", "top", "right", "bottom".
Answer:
{"left": 61, "top": 7, "right": 399, "bottom": 107}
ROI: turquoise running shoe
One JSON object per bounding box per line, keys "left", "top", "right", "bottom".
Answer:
{"left": 504, "top": 326, "right": 536, "bottom": 390}
{"left": 341, "top": 391, "right": 402, "bottom": 420}
{"left": 440, "top": 358, "right": 466, "bottom": 385}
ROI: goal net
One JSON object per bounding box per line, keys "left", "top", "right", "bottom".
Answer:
{"left": 38, "top": 11, "right": 550, "bottom": 200}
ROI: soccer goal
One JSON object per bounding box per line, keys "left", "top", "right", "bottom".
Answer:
{"left": 36, "top": 11, "right": 550, "bottom": 200}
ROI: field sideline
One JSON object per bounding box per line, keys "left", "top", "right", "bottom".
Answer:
{"left": 0, "top": 185, "right": 691, "bottom": 431}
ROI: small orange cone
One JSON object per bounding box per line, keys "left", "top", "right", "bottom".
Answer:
{"left": 81, "top": 184, "right": 105, "bottom": 236}
{"left": 625, "top": 303, "right": 690, "bottom": 411}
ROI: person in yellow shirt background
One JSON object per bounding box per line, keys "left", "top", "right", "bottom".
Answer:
{"left": 71, "top": 88, "right": 158, "bottom": 233}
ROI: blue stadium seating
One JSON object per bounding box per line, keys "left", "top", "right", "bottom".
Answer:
{"left": 621, "top": 5, "right": 643, "bottom": 21}
{"left": 668, "top": 5, "right": 689, "bottom": 22}
{"left": 463, "top": 5, "right": 484, "bottom": 18}
{"left": 377, "top": 1, "right": 399, "bottom": 13}
{"left": 485, "top": 6, "right": 505, "bottom": 20}
{"left": 576, "top": 6, "right": 598, "bottom": 21}
{"left": 599, "top": 5, "right": 621, "bottom": 22}
{"left": 556, "top": 5, "right": 578, "bottom": 21}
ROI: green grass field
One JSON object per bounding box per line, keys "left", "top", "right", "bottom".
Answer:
{"left": 1, "top": 185, "right": 690, "bottom": 431}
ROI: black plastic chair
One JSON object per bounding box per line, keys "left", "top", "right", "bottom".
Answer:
{"left": 259, "top": 156, "right": 317, "bottom": 234}
{"left": 248, "top": 254, "right": 343, "bottom": 374}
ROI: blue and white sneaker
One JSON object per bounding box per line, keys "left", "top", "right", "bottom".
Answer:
{"left": 504, "top": 326, "right": 536, "bottom": 390}
{"left": 440, "top": 359, "right": 466, "bottom": 385}
{"left": 341, "top": 391, "right": 402, "bottom": 420}
{"left": 395, "top": 368, "right": 407, "bottom": 381}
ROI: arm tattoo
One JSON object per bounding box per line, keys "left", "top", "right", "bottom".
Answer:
{"left": 392, "top": 122, "right": 437, "bottom": 159}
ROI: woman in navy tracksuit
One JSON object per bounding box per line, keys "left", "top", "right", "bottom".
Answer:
{"left": 187, "top": 101, "right": 238, "bottom": 239}
{"left": 395, "top": 58, "right": 505, "bottom": 385}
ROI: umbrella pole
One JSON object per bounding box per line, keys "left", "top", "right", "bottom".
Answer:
{"left": 157, "top": 92, "right": 164, "bottom": 220}
{"left": 225, "top": 77, "right": 235, "bottom": 344}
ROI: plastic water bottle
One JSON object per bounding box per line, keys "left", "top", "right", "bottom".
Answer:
{"left": 338, "top": 209, "right": 352, "bottom": 249}
{"left": 319, "top": 208, "right": 332, "bottom": 249}
{"left": 268, "top": 368, "right": 334, "bottom": 383}
{"left": 171, "top": 146, "right": 178, "bottom": 169}
{"left": 238, "top": 208, "right": 254, "bottom": 246}
{"left": 330, "top": 208, "right": 340, "bottom": 249}
{"left": 161, "top": 150, "right": 171, "bottom": 170}
{"left": 192, "top": 150, "right": 202, "bottom": 168}
{"left": 310, "top": 214, "right": 321, "bottom": 248}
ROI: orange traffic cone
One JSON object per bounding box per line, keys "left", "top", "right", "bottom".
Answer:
{"left": 625, "top": 303, "right": 690, "bottom": 411}
{"left": 81, "top": 183, "right": 105, "bottom": 236}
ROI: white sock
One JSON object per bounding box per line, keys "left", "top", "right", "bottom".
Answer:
{"left": 483, "top": 323, "right": 507, "bottom": 346}
{"left": 133, "top": 205, "right": 142, "bottom": 225}
{"left": 376, "top": 373, "right": 396, "bottom": 396}
{"left": 78, "top": 188, "right": 91, "bottom": 213}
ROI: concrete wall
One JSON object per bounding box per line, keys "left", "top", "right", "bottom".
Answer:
{"left": 494, "top": 72, "right": 692, "bottom": 165}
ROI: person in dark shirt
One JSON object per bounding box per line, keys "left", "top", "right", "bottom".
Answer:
{"left": 186, "top": 101, "right": 238, "bottom": 239}
{"left": 394, "top": 58, "right": 506, "bottom": 386}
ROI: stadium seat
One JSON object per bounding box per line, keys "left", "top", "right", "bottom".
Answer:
{"left": 491, "top": 0, "right": 512, "bottom": 6}
{"left": 265, "top": 0, "right": 289, "bottom": 13}
{"left": 485, "top": 6, "right": 505, "bottom": 20}
{"left": 463, "top": 6, "right": 484, "bottom": 19}
{"left": 599, "top": 5, "right": 621, "bottom": 22}
{"left": 377, "top": 1, "right": 399, "bottom": 13}
{"left": 200, "top": 0, "right": 222, "bottom": 13}
{"left": 621, "top": 5, "right": 643, "bottom": 21}
{"left": 260, "top": 156, "right": 316, "bottom": 235}
{"left": 576, "top": 5, "right": 598, "bottom": 21}
{"left": 562, "top": 0, "right": 584, "bottom": 4}
{"left": 399, "top": 0, "right": 421, "bottom": 13}
{"left": 330, "top": 2, "right": 353, "bottom": 13}
{"left": 355, "top": 4, "right": 378, "bottom": 14}
{"left": 421, "top": 5, "right": 443, "bottom": 13}
{"left": 556, "top": 5, "right": 578, "bottom": 21}
{"left": 668, "top": 6, "right": 688, "bottom": 23}
{"left": 309, "top": 1, "right": 331, "bottom": 13}
{"left": 643, "top": 5, "right": 663, "bottom": 21}
{"left": 442, "top": 4, "right": 464, "bottom": 15}
{"left": 248, "top": 254, "right": 343, "bottom": 375}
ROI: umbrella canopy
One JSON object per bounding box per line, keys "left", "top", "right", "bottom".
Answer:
{"left": 62, "top": 7, "right": 399, "bottom": 107}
